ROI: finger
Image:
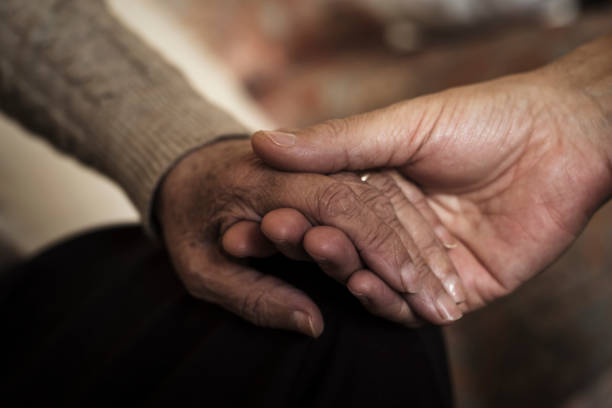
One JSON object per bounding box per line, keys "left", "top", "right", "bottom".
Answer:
{"left": 302, "top": 226, "right": 362, "bottom": 283}
{"left": 346, "top": 178, "right": 463, "bottom": 324}
{"left": 222, "top": 220, "right": 277, "bottom": 258}
{"left": 175, "top": 242, "right": 324, "bottom": 337}
{"left": 249, "top": 171, "right": 459, "bottom": 323}
{"left": 260, "top": 208, "right": 312, "bottom": 261}
{"left": 250, "top": 98, "right": 440, "bottom": 173}
{"left": 368, "top": 171, "right": 467, "bottom": 305}
{"left": 386, "top": 173, "right": 469, "bottom": 312}
{"left": 347, "top": 269, "right": 422, "bottom": 327}
{"left": 389, "top": 173, "right": 459, "bottom": 249}
{"left": 327, "top": 171, "right": 463, "bottom": 322}
{"left": 304, "top": 226, "right": 420, "bottom": 325}
{"left": 255, "top": 175, "right": 408, "bottom": 293}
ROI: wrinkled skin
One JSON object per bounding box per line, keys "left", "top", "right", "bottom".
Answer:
{"left": 157, "top": 139, "right": 466, "bottom": 337}
{"left": 160, "top": 36, "right": 612, "bottom": 334}
{"left": 250, "top": 62, "right": 612, "bottom": 315}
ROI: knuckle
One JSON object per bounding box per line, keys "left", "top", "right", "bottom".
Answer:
{"left": 363, "top": 193, "right": 395, "bottom": 220}
{"left": 401, "top": 256, "right": 430, "bottom": 292}
{"left": 421, "top": 276, "right": 447, "bottom": 305}
{"left": 375, "top": 174, "right": 401, "bottom": 198}
{"left": 432, "top": 279, "right": 448, "bottom": 299}
{"left": 419, "top": 239, "right": 456, "bottom": 281}
{"left": 411, "top": 256, "right": 430, "bottom": 280}
{"left": 182, "top": 274, "right": 215, "bottom": 302}
{"left": 176, "top": 254, "right": 226, "bottom": 303}
{"left": 371, "top": 175, "right": 415, "bottom": 216}
{"left": 317, "top": 182, "right": 361, "bottom": 220}
{"left": 316, "top": 118, "right": 350, "bottom": 138}
{"left": 361, "top": 222, "right": 397, "bottom": 253}
{"left": 348, "top": 272, "right": 374, "bottom": 295}
{"left": 222, "top": 153, "right": 269, "bottom": 194}
{"left": 240, "top": 289, "right": 269, "bottom": 326}
{"left": 184, "top": 271, "right": 221, "bottom": 301}
{"left": 423, "top": 242, "right": 455, "bottom": 278}
{"left": 420, "top": 237, "right": 443, "bottom": 262}
{"left": 177, "top": 260, "right": 213, "bottom": 298}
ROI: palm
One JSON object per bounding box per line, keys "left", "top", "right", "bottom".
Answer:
{"left": 397, "top": 77, "right": 605, "bottom": 308}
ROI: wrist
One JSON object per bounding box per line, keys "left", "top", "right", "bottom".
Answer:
{"left": 542, "top": 34, "right": 612, "bottom": 200}
{"left": 154, "top": 135, "right": 251, "bottom": 237}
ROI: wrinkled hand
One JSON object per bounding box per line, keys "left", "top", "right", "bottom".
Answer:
{"left": 251, "top": 59, "right": 612, "bottom": 313}
{"left": 157, "top": 138, "right": 464, "bottom": 337}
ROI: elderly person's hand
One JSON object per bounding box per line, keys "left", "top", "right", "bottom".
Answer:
{"left": 250, "top": 35, "right": 612, "bottom": 318}
{"left": 157, "top": 138, "right": 465, "bottom": 337}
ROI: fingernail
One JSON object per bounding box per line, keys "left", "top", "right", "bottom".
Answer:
{"left": 444, "top": 275, "right": 467, "bottom": 305}
{"left": 437, "top": 293, "right": 463, "bottom": 322}
{"left": 264, "top": 131, "right": 296, "bottom": 147}
{"left": 292, "top": 311, "right": 316, "bottom": 337}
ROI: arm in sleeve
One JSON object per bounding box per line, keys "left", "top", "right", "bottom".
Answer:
{"left": 0, "top": 0, "right": 248, "bottom": 230}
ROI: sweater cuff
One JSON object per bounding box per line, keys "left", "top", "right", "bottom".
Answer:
{"left": 102, "top": 93, "right": 250, "bottom": 235}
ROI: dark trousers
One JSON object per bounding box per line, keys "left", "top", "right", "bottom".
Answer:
{"left": 0, "top": 225, "right": 452, "bottom": 407}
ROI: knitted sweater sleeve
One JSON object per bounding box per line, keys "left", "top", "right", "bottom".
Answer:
{"left": 0, "top": 0, "right": 248, "bottom": 229}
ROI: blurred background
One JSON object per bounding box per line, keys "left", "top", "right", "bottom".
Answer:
{"left": 1, "top": 0, "right": 612, "bottom": 406}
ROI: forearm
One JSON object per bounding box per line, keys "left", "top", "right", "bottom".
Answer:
{"left": 0, "top": 0, "right": 247, "bottom": 228}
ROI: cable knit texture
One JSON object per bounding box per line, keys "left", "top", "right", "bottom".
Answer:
{"left": 0, "top": 0, "right": 248, "bottom": 230}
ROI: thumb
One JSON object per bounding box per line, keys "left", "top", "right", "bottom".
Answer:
{"left": 175, "top": 243, "right": 324, "bottom": 338}
{"left": 251, "top": 99, "right": 438, "bottom": 173}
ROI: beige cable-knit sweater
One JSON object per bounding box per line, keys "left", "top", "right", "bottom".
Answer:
{"left": 0, "top": 0, "right": 248, "bottom": 230}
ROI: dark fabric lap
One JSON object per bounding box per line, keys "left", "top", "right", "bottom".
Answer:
{"left": 0, "top": 225, "right": 452, "bottom": 407}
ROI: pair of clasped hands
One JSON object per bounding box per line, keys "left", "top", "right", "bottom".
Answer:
{"left": 157, "top": 40, "right": 612, "bottom": 337}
